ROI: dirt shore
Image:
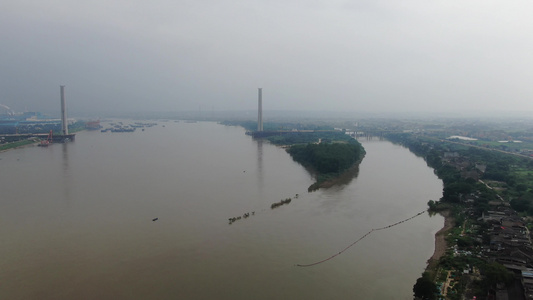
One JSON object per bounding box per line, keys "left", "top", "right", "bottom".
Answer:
{"left": 426, "top": 210, "right": 455, "bottom": 274}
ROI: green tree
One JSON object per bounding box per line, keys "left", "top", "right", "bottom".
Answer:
{"left": 483, "top": 262, "right": 513, "bottom": 287}
{"left": 413, "top": 272, "right": 438, "bottom": 300}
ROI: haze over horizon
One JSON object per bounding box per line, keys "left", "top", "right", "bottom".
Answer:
{"left": 2, "top": 1, "right": 532, "bottom": 115}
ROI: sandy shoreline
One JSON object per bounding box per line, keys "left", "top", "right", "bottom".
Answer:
{"left": 426, "top": 210, "right": 454, "bottom": 273}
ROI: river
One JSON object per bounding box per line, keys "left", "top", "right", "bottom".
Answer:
{"left": 0, "top": 121, "right": 443, "bottom": 299}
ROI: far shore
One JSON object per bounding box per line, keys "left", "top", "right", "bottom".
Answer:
{"left": 426, "top": 210, "right": 454, "bottom": 275}
{"left": 0, "top": 140, "right": 39, "bottom": 153}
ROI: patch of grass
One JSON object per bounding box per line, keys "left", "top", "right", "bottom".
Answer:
{"left": 0, "top": 139, "right": 38, "bottom": 151}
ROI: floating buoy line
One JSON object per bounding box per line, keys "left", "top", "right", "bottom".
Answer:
{"left": 295, "top": 210, "right": 427, "bottom": 267}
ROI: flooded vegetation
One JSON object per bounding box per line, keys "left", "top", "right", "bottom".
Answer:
{"left": 270, "top": 197, "right": 292, "bottom": 209}
{"left": 228, "top": 211, "right": 255, "bottom": 224}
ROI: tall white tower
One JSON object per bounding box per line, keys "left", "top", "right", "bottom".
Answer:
{"left": 257, "top": 88, "right": 263, "bottom": 132}
{"left": 60, "top": 85, "right": 68, "bottom": 135}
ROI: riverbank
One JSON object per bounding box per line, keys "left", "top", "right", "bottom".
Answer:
{"left": 0, "top": 139, "right": 39, "bottom": 152}
{"left": 426, "top": 210, "right": 454, "bottom": 276}
{"left": 315, "top": 162, "right": 361, "bottom": 189}
{"left": 307, "top": 153, "right": 365, "bottom": 191}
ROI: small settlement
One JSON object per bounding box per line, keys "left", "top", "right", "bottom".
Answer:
{"left": 425, "top": 148, "right": 533, "bottom": 299}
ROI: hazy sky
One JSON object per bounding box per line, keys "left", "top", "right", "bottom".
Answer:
{"left": 1, "top": 0, "right": 533, "bottom": 115}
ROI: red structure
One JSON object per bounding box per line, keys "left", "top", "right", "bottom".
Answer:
{"left": 38, "top": 130, "right": 53, "bottom": 147}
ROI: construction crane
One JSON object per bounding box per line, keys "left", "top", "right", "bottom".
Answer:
{"left": 38, "top": 130, "right": 53, "bottom": 147}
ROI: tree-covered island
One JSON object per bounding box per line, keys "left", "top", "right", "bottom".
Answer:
{"left": 222, "top": 120, "right": 365, "bottom": 191}
{"left": 287, "top": 140, "right": 365, "bottom": 191}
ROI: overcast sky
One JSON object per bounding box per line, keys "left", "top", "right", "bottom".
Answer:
{"left": 1, "top": 0, "right": 532, "bottom": 115}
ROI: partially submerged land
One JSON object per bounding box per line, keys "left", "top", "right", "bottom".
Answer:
{"left": 7, "top": 114, "right": 533, "bottom": 299}
{"left": 245, "top": 131, "right": 365, "bottom": 191}
{"left": 286, "top": 141, "right": 365, "bottom": 191}
{"left": 0, "top": 138, "right": 39, "bottom": 151}
{"left": 223, "top": 120, "right": 366, "bottom": 191}
{"left": 230, "top": 117, "right": 533, "bottom": 299}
